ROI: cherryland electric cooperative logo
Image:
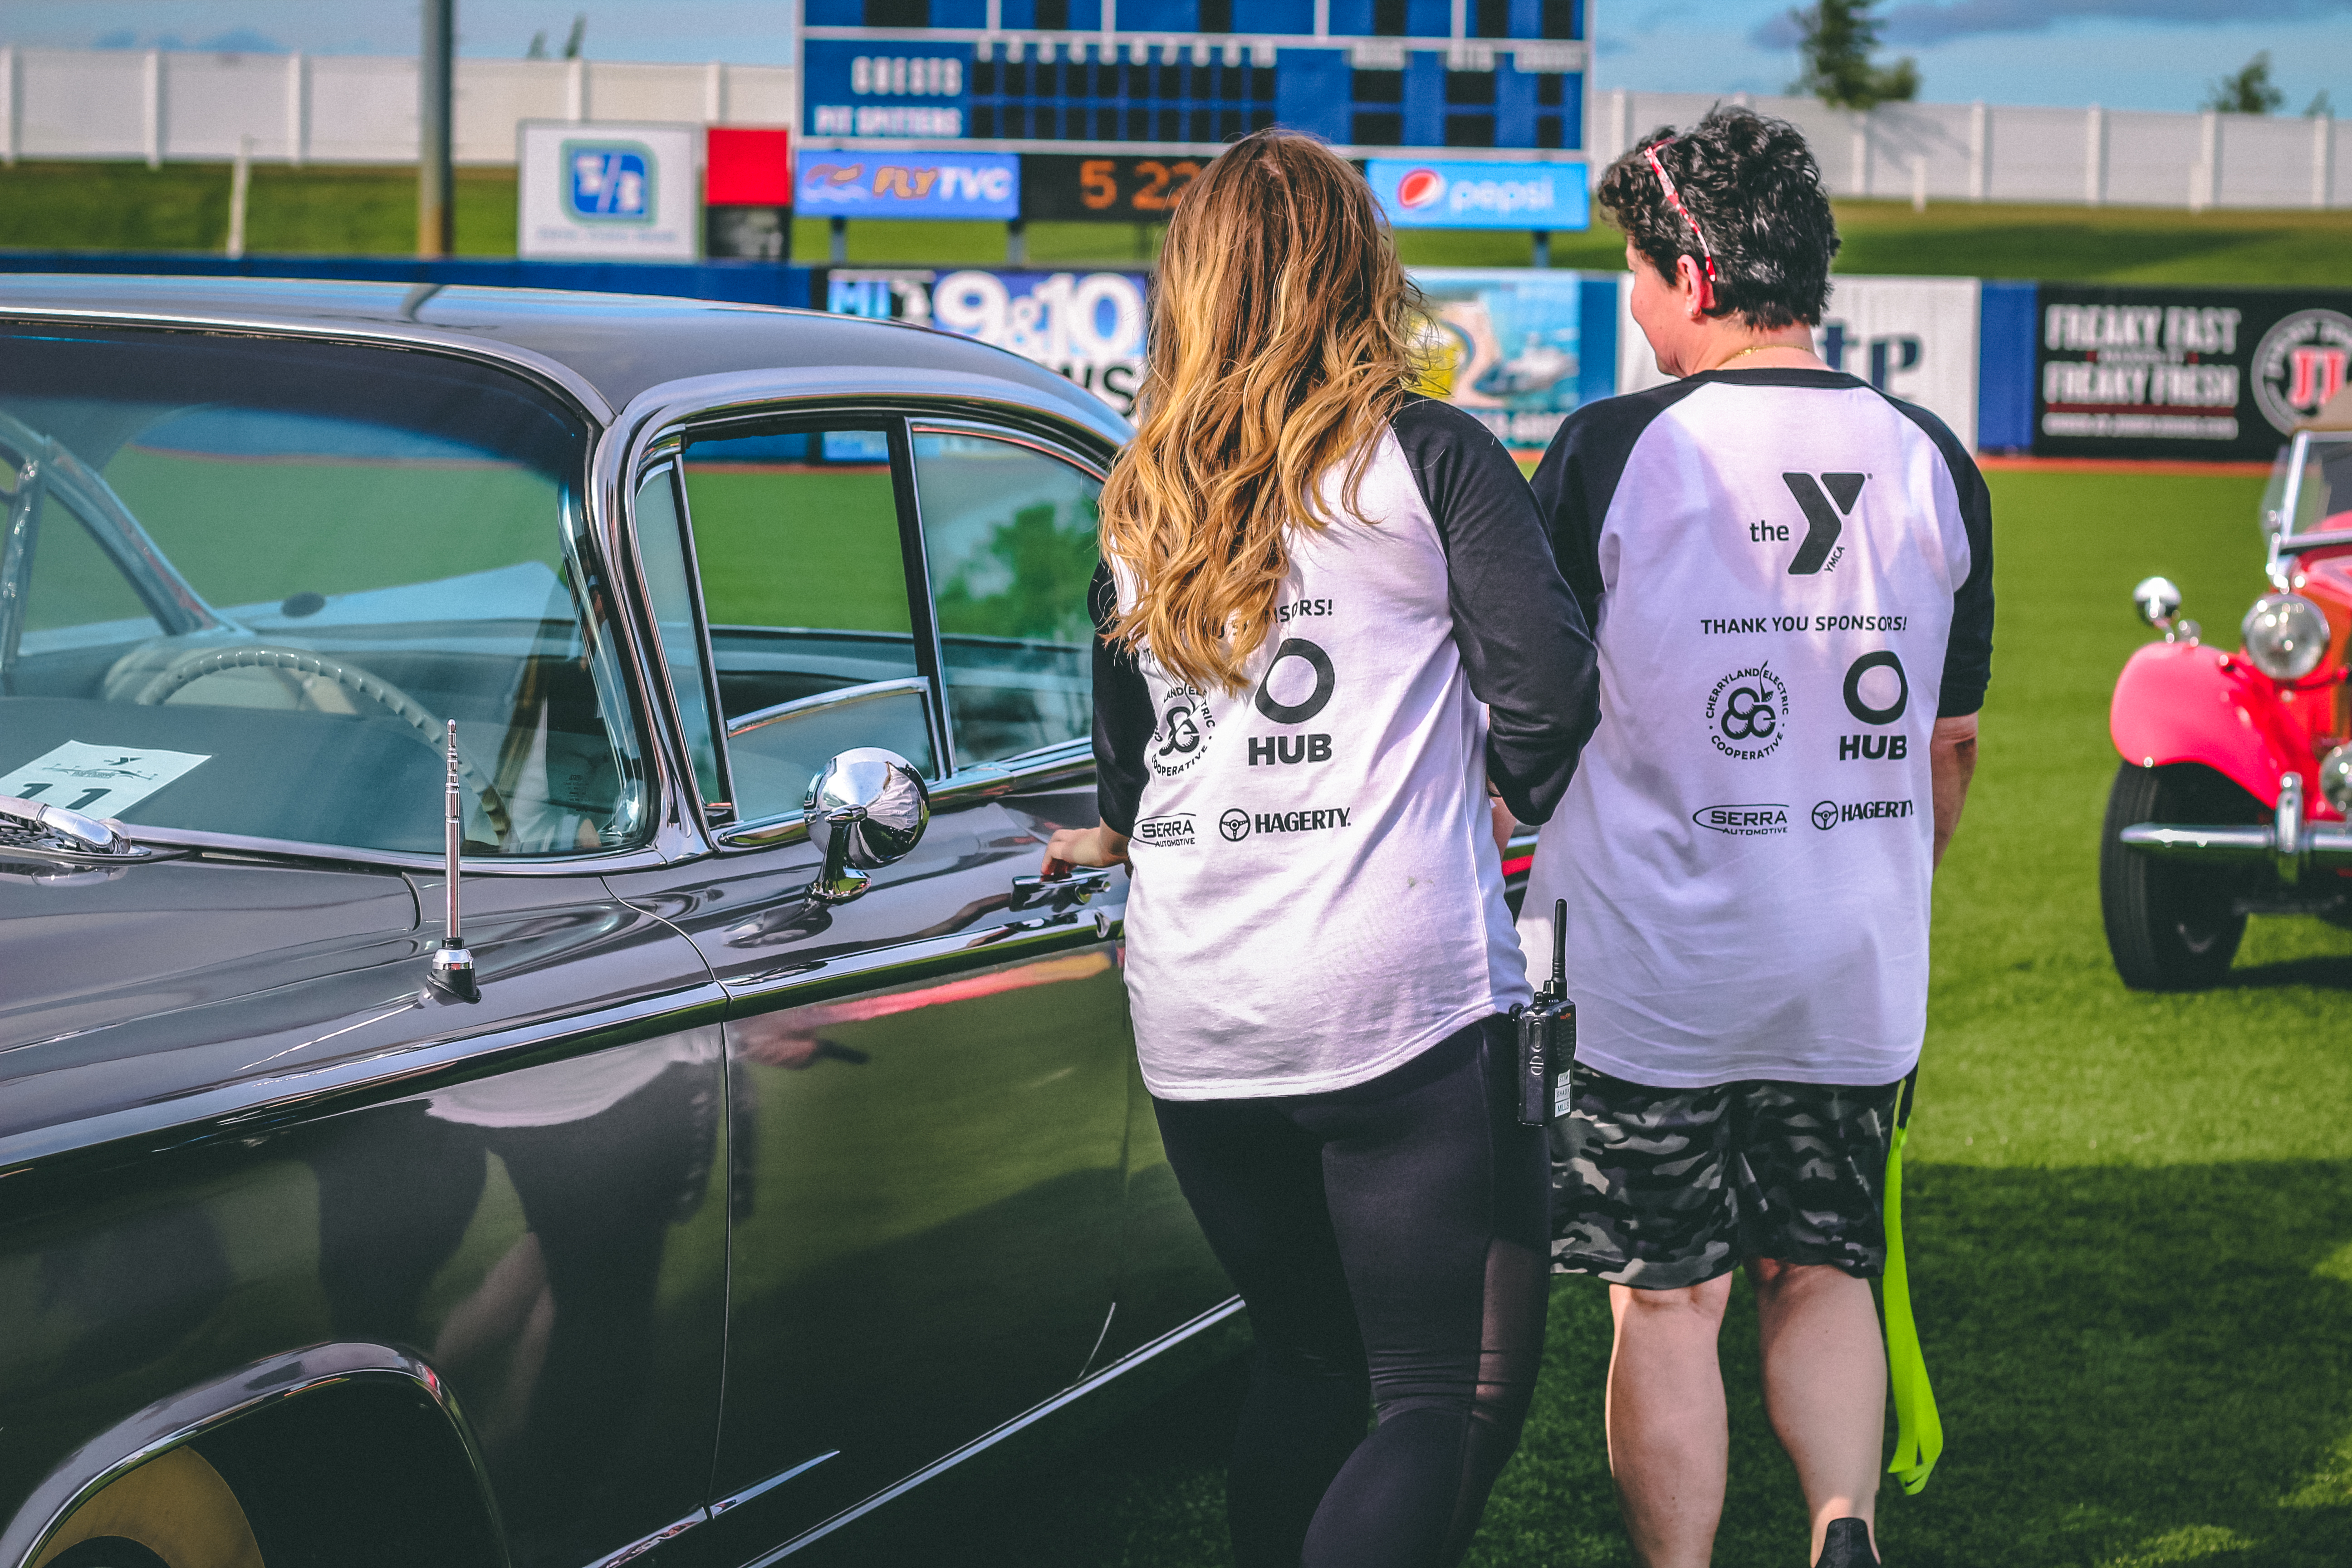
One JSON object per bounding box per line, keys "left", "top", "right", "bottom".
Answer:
{"left": 2254, "top": 309, "right": 2352, "bottom": 434}
{"left": 1705, "top": 662, "right": 1789, "bottom": 760}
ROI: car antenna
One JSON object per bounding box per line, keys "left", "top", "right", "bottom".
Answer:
{"left": 427, "top": 720, "right": 480, "bottom": 1003}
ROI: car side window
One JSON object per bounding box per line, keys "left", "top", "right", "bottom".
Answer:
{"left": 632, "top": 459, "right": 727, "bottom": 811}
{"left": 910, "top": 430, "right": 1102, "bottom": 766}
{"left": 677, "top": 424, "right": 935, "bottom": 824}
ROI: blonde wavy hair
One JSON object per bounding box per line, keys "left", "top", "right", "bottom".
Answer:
{"left": 1098, "top": 130, "right": 1425, "bottom": 694}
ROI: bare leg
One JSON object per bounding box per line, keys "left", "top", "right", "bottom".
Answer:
{"left": 1749, "top": 1258, "right": 1886, "bottom": 1563}
{"left": 1606, "top": 1276, "right": 1733, "bottom": 1568}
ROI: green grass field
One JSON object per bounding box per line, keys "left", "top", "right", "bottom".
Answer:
{"left": 0, "top": 160, "right": 2343, "bottom": 285}
{"left": 823, "top": 466, "right": 2352, "bottom": 1568}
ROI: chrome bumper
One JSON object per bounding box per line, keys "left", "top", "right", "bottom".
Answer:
{"left": 2119, "top": 772, "right": 2352, "bottom": 882}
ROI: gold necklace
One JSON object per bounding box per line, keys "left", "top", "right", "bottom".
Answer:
{"left": 1718, "top": 343, "right": 1778, "bottom": 368}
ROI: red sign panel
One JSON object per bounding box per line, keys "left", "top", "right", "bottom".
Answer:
{"left": 707, "top": 127, "right": 794, "bottom": 207}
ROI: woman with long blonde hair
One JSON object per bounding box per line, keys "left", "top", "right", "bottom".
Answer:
{"left": 1044, "top": 131, "right": 1600, "bottom": 1566}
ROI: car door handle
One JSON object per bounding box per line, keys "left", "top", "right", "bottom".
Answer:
{"left": 1008, "top": 865, "right": 1115, "bottom": 911}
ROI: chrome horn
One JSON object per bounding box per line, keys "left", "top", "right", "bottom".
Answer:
{"left": 804, "top": 747, "right": 930, "bottom": 905}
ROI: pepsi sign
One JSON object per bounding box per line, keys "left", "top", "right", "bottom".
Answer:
{"left": 1366, "top": 159, "right": 1589, "bottom": 232}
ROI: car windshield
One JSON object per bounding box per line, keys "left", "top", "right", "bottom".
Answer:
{"left": 2285, "top": 431, "right": 2352, "bottom": 539}
{"left": 0, "top": 323, "right": 646, "bottom": 858}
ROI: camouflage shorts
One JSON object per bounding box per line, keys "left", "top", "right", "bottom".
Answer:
{"left": 1549, "top": 1065, "right": 1905, "bottom": 1289}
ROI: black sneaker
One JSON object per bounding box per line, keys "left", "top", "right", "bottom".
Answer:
{"left": 1816, "top": 1517, "right": 1879, "bottom": 1567}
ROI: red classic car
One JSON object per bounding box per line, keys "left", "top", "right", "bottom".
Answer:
{"left": 2101, "top": 390, "right": 2352, "bottom": 988}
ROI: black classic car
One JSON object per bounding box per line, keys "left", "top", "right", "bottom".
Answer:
{"left": 0, "top": 277, "right": 1236, "bottom": 1568}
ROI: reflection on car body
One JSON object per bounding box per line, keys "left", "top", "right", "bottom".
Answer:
{"left": 0, "top": 277, "right": 1237, "bottom": 1568}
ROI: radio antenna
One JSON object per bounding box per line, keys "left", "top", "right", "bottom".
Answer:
{"left": 427, "top": 720, "right": 480, "bottom": 1002}
{"left": 1550, "top": 898, "right": 1567, "bottom": 997}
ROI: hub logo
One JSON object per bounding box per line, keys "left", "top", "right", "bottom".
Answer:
{"left": 1249, "top": 735, "right": 1333, "bottom": 766}
{"left": 1812, "top": 798, "right": 1916, "bottom": 831}
{"left": 1134, "top": 813, "right": 1196, "bottom": 848}
{"left": 1396, "top": 168, "right": 1447, "bottom": 210}
{"left": 1837, "top": 650, "right": 1910, "bottom": 760}
{"left": 1779, "top": 472, "right": 1865, "bottom": 575}
{"left": 565, "top": 142, "right": 653, "bottom": 221}
{"left": 1693, "top": 803, "right": 1790, "bottom": 836}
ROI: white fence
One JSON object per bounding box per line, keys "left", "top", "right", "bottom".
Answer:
{"left": 0, "top": 45, "right": 2340, "bottom": 211}
{"left": 1594, "top": 88, "right": 2347, "bottom": 211}
{"left": 0, "top": 48, "right": 799, "bottom": 166}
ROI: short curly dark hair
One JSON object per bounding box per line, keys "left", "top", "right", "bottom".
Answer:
{"left": 1597, "top": 106, "right": 1839, "bottom": 331}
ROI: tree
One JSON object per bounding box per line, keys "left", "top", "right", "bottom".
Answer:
{"left": 1787, "top": 0, "right": 1920, "bottom": 111}
{"left": 2307, "top": 89, "right": 2336, "bottom": 119}
{"left": 2204, "top": 53, "right": 2284, "bottom": 116}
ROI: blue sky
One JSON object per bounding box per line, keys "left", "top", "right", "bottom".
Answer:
{"left": 0, "top": 0, "right": 2342, "bottom": 113}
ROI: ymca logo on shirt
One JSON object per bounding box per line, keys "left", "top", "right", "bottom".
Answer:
{"left": 1775, "top": 472, "right": 1867, "bottom": 575}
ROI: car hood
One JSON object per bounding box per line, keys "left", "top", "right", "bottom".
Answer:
{"left": 0, "top": 852, "right": 421, "bottom": 1059}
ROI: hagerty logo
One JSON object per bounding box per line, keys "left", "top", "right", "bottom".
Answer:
{"left": 1692, "top": 803, "right": 1790, "bottom": 836}
{"left": 1705, "top": 662, "right": 1789, "bottom": 760}
{"left": 1134, "top": 813, "right": 1196, "bottom": 848}
{"left": 1812, "top": 798, "right": 1916, "bottom": 831}
{"left": 1220, "top": 806, "right": 1352, "bottom": 842}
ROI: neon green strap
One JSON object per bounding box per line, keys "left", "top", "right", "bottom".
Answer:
{"left": 1882, "top": 1076, "right": 1943, "bottom": 1494}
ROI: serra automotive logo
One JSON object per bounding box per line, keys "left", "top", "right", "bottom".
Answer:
{"left": 2254, "top": 309, "right": 2352, "bottom": 434}
{"left": 1133, "top": 813, "right": 1196, "bottom": 848}
{"left": 1693, "top": 802, "right": 1790, "bottom": 836}
{"left": 1812, "top": 798, "right": 1916, "bottom": 831}
{"left": 1705, "top": 662, "right": 1789, "bottom": 760}
{"left": 1396, "top": 168, "right": 1446, "bottom": 210}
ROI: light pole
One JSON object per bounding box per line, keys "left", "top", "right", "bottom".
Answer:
{"left": 419, "top": 0, "right": 454, "bottom": 258}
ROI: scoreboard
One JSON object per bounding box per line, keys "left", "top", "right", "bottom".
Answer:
{"left": 1019, "top": 154, "right": 1206, "bottom": 220}
{"left": 798, "top": 2, "right": 1592, "bottom": 164}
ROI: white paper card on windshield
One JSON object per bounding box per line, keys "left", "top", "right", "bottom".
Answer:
{"left": 0, "top": 740, "right": 211, "bottom": 818}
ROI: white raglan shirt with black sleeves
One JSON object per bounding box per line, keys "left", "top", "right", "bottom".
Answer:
{"left": 1519, "top": 368, "right": 1994, "bottom": 1090}
{"left": 1093, "top": 396, "right": 1600, "bottom": 1102}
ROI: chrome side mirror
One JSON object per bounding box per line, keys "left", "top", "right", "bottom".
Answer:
{"left": 2131, "top": 575, "right": 2198, "bottom": 642}
{"left": 2132, "top": 575, "right": 2181, "bottom": 629}
{"left": 803, "top": 747, "right": 929, "bottom": 905}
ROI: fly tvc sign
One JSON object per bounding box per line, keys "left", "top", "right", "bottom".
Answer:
{"left": 2033, "top": 284, "right": 2352, "bottom": 461}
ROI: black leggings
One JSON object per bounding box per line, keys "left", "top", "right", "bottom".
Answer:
{"left": 1152, "top": 1015, "right": 1551, "bottom": 1568}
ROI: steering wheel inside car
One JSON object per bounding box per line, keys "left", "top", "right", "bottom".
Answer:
{"left": 130, "top": 644, "right": 514, "bottom": 841}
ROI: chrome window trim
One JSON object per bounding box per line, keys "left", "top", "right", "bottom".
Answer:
{"left": 726, "top": 675, "right": 940, "bottom": 743}
{"left": 906, "top": 418, "right": 1113, "bottom": 483}
{"left": 85, "top": 824, "right": 678, "bottom": 877}
{"left": 595, "top": 368, "right": 1125, "bottom": 861}
{"left": 627, "top": 454, "right": 737, "bottom": 823}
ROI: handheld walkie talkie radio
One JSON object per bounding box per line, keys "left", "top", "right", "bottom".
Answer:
{"left": 1514, "top": 899, "right": 1575, "bottom": 1128}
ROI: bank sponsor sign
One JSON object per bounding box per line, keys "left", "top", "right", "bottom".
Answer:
{"left": 804, "top": 40, "right": 972, "bottom": 139}
{"left": 797, "top": 152, "right": 1019, "bottom": 220}
{"left": 1618, "top": 275, "right": 1983, "bottom": 450}
{"left": 2034, "top": 284, "right": 2352, "bottom": 461}
{"left": 1366, "top": 159, "right": 1589, "bottom": 231}
{"left": 819, "top": 268, "right": 1149, "bottom": 416}
{"left": 516, "top": 121, "right": 699, "bottom": 261}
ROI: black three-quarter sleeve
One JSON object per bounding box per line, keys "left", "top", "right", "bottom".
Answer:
{"left": 1391, "top": 397, "right": 1600, "bottom": 824}
{"left": 1883, "top": 397, "right": 1995, "bottom": 716}
{"left": 1528, "top": 378, "right": 1706, "bottom": 637}
{"left": 1089, "top": 558, "right": 1154, "bottom": 836}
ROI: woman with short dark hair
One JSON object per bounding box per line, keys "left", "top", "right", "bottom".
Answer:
{"left": 1044, "top": 128, "right": 1599, "bottom": 1568}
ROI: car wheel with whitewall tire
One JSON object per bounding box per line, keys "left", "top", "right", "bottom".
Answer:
{"left": 29, "top": 1448, "right": 264, "bottom": 1568}
{"left": 2099, "top": 762, "right": 2261, "bottom": 991}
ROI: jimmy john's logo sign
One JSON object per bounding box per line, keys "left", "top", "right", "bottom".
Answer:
{"left": 2034, "top": 284, "right": 2352, "bottom": 462}
{"left": 2254, "top": 309, "right": 2352, "bottom": 434}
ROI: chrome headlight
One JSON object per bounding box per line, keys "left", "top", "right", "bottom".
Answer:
{"left": 2240, "top": 593, "right": 2331, "bottom": 681}
{"left": 2323, "top": 745, "right": 2352, "bottom": 818}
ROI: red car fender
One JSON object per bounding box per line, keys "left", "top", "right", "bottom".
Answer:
{"left": 2109, "top": 641, "right": 2307, "bottom": 807}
